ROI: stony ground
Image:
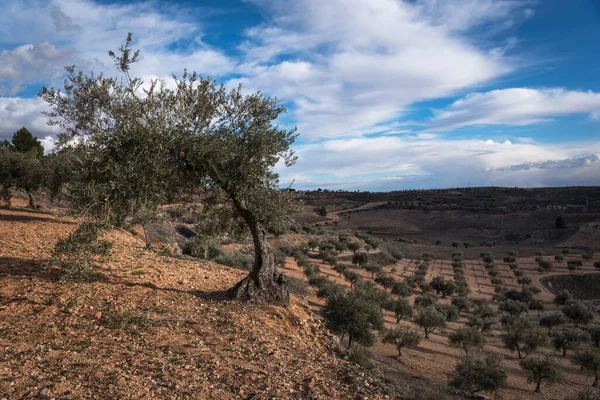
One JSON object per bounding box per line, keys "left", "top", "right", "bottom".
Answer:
{"left": 0, "top": 202, "right": 398, "bottom": 399}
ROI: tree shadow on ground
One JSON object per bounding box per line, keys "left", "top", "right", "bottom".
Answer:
{"left": 0, "top": 256, "right": 231, "bottom": 302}
{"left": 0, "top": 256, "right": 62, "bottom": 281}
{"left": 0, "top": 211, "right": 74, "bottom": 225}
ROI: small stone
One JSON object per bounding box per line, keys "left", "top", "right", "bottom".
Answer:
{"left": 39, "top": 387, "right": 51, "bottom": 397}
{"left": 94, "top": 311, "right": 102, "bottom": 319}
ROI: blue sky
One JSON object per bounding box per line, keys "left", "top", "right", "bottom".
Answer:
{"left": 0, "top": 0, "right": 599, "bottom": 191}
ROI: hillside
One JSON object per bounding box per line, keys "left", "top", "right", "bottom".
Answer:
{"left": 0, "top": 203, "right": 397, "bottom": 399}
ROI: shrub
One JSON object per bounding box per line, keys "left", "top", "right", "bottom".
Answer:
{"left": 517, "top": 276, "right": 532, "bottom": 285}
{"left": 382, "top": 327, "right": 421, "bottom": 356}
{"left": 503, "top": 256, "right": 516, "bottom": 263}
{"left": 286, "top": 276, "right": 309, "bottom": 296}
{"left": 448, "top": 354, "right": 507, "bottom": 395}
{"left": 182, "top": 236, "right": 223, "bottom": 260}
{"left": 595, "top": 261, "right": 600, "bottom": 270}
{"left": 414, "top": 306, "right": 446, "bottom": 339}
{"left": 448, "top": 326, "right": 485, "bottom": 355}
{"left": 554, "top": 290, "right": 574, "bottom": 306}
{"left": 314, "top": 206, "right": 327, "bottom": 216}
{"left": 52, "top": 222, "right": 111, "bottom": 281}
{"left": 519, "top": 357, "right": 562, "bottom": 393}
{"left": 555, "top": 255, "right": 564, "bottom": 262}
{"left": 213, "top": 250, "right": 254, "bottom": 271}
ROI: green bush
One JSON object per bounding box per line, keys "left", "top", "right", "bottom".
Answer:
{"left": 52, "top": 222, "right": 111, "bottom": 281}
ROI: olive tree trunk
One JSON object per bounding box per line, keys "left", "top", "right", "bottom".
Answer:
{"left": 227, "top": 196, "right": 289, "bottom": 306}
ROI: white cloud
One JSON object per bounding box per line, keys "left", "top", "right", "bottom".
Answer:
{"left": 0, "top": 0, "right": 235, "bottom": 95}
{"left": 52, "top": 6, "right": 76, "bottom": 31}
{"left": 280, "top": 136, "right": 600, "bottom": 190}
{"left": 432, "top": 88, "right": 600, "bottom": 130}
{"left": 237, "top": 0, "right": 525, "bottom": 139}
{"left": 0, "top": 42, "right": 70, "bottom": 95}
{"left": 0, "top": 97, "right": 58, "bottom": 142}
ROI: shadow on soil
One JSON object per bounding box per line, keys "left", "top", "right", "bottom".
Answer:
{"left": 0, "top": 256, "right": 230, "bottom": 302}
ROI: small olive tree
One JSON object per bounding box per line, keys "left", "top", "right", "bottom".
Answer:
{"left": 448, "top": 353, "right": 507, "bottom": 395}
{"left": 323, "top": 288, "right": 384, "bottom": 347}
{"left": 519, "top": 357, "right": 562, "bottom": 393}
{"left": 449, "top": 326, "right": 485, "bottom": 355}
{"left": 414, "top": 306, "right": 446, "bottom": 339}
{"left": 382, "top": 326, "right": 421, "bottom": 356}
{"left": 552, "top": 328, "right": 591, "bottom": 356}
{"left": 573, "top": 347, "right": 600, "bottom": 387}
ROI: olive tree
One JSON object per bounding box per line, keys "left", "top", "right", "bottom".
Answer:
{"left": 552, "top": 328, "right": 591, "bottom": 356}
{"left": 540, "top": 313, "right": 568, "bottom": 335}
{"left": 414, "top": 306, "right": 446, "bottom": 339}
{"left": 40, "top": 34, "right": 299, "bottom": 304}
{"left": 449, "top": 326, "right": 485, "bottom": 355}
{"left": 382, "top": 326, "right": 421, "bottom": 356}
{"left": 573, "top": 347, "right": 600, "bottom": 387}
{"left": 501, "top": 318, "right": 547, "bottom": 359}
{"left": 448, "top": 354, "right": 507, "bottom": 395}
{"left": 323, "top": 287, "right": 384, "bottom": 347}
{"left": 519, "top": 357, "right": 562, "bottom": 393}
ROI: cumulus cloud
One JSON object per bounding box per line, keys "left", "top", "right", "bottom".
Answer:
{"left": 0, "top": 97, "right": 58, "bottom": 143}
{"left": 432, "top": 88, "right": 600, "bottom": 130}
{"left": 0, "top": 0, "right": 235, "bottom": 95}
{"left": 237, "top": 0, "right": 525, "bottom": 139}
{"left": 0, "top": 42, "right": 70, "bottom": 95}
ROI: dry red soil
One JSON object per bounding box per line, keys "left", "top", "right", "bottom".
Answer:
{"left": 0, "top": 203, "right": 394, "bottom": 399}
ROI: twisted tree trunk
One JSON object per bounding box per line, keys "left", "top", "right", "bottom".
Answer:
{"left": 227, "top": 195, "right": 289, "bottom": 306}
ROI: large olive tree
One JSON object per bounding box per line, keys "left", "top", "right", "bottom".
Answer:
{"left": 40, "top": 34, "right": 299, "bottom": 305}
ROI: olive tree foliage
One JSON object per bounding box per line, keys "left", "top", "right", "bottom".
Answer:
{"left": 382, "top": 326, "right": 421, "bottom": 356}
{"left": 519, "top": 357, "right": 562, "bottom": 393}
{"left": 39, "top": 34, "right": 300, "bottom": 305}
{"left": 573, "top": 347, "right": 600, "bottom": 387}
{"left": 449, "top": 326, "right": 485, "bottom": 355}
{"left": 323, "top": 287, "right": 384, "bottom": 347}
{"left": 448, "top": 353, "right": 507, "bottom": 395}
{"left": 0, "top": 147, "right": 44, "bottom": 208}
